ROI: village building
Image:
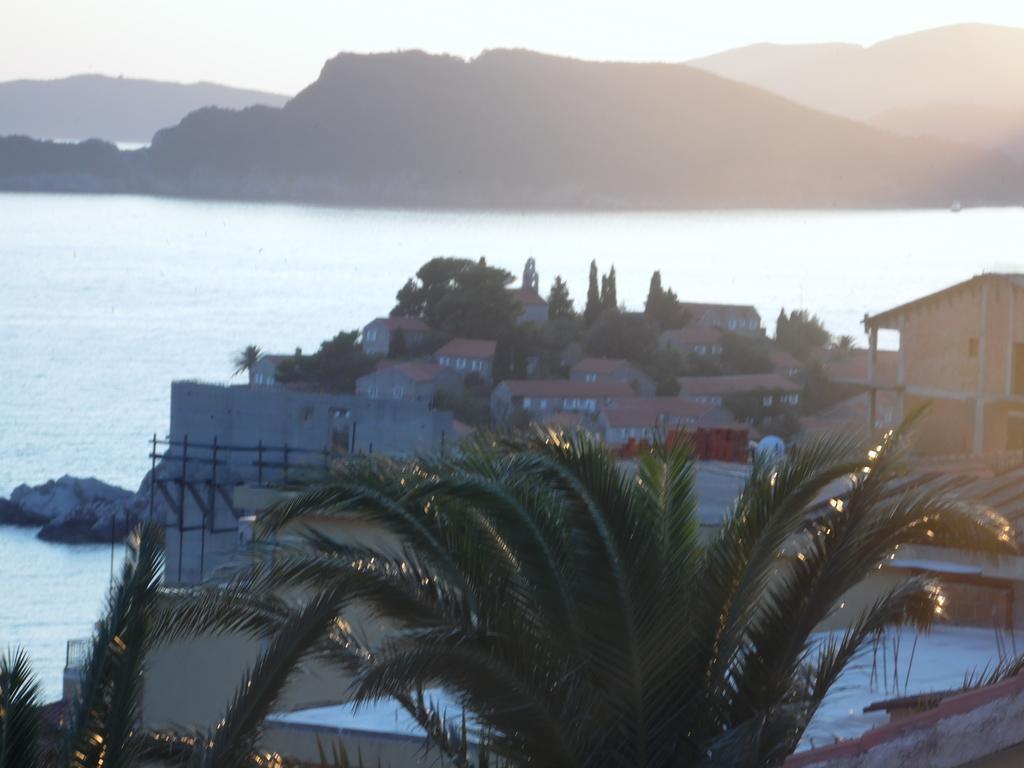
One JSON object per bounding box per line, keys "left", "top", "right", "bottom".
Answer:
{"left": 658, "top": 326, "right": 725, "bottom": 358}
{"left": 248, "top": 353, "right": 291, "bottom": 387}
{"left": 433, "top": 338, "right": 497, "bottom": 383}
{"left": 361, "top": 316, "right": 431, "bottom": 357}
{"left": 680, "top": 301, "right": 763, "bottom": 337}
{"left": 768, "top": 348, "right": 804, "bottom": 378}
{"left": 677, "top": 373, "right": 802, "bottom": 408}
{"left": 490, "top": 379, "right": 633, "bottom": 422}
{"left": 865, "top": 273, "right": 1024, "bottom": 456}
{"left": 355, "top": 361, "right": 461, "bottom": 402}
{"left": 598, "top": 396, "right": 719, "bottom": 446}
{"left": 569, "top": 357, "right": 656, "bottom": 395}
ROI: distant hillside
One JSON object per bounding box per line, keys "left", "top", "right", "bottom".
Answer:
{"left": 0, "top": 74, "right": 289, "bottom": 143}
{"left": 1, "top": 49, "right": 1021, "bottom": 208}
{"left": 689, "top": 24, "right": 1024, "bottom": 159}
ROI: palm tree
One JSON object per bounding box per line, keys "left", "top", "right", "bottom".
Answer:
{"left": 0, "top": 649, "right": 44, "bottom": 768}
{"left": 232, "top": 345, "right": 263, "bottom": 379}
{"left": 159, "top": 422, "right": 1012, "bottom": 768}
{"left": 0, "top": 524, "right": 164, "bottom": 768}
{"left": 62, "top": 523, "right": 165, "bottom": 768}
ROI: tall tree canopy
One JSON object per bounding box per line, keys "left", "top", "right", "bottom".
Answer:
{"left": 644, "top": 270, "right": 688, "bottom": 330}
{"left": 392, "top": 256, "right": 518, "bottom": 339}
{"left": 776, "top": 309, "right": 832, "bottom": 358}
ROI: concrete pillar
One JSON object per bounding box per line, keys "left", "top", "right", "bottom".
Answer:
{"left": 1007, "top": 286, "right": 1016, "bottom": 396}
{"left": 974, "top": 282, "right": 990, "bottom": 455}
{"left": 896, "top": 317, "right": 906, "bottom": 423}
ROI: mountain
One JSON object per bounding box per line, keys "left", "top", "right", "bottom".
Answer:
{"left": 0, "top": 74, "right": 289, "bottom": 143}
{"left": 689, "top": 24, "right": 1024, "bottom": 159}
{"left": 1, "top": 49, "right": 1021, "bottom": 208}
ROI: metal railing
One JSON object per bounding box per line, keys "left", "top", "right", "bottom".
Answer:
{"left": 65, "top": 637, "right": 91, "bottom": 670}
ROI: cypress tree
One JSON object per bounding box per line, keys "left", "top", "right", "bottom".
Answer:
{"left": 548, "top": 276, "right": 575, "bottom": 319}
{"left": 584, "top": 260, "right": 601, "bottom": 326}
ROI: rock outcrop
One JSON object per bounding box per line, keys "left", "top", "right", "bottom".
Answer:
{"left": 2, "top": 474, "right": 156, "bottom": 544}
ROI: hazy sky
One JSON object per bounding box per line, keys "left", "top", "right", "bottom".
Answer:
{"left": 6, "top": 0, "right": 1024, "bottom": 94}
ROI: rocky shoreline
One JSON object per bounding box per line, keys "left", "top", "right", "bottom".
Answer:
{"left": 0, "top": 474, "right": 157, "bottom": 544}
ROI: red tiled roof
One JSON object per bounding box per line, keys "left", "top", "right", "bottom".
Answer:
{"left": 508, "top": 287, "right": 548, "bottom": 307}
{"left": 768, "top": 349, "right": 803, "bottom": 371}
{"left": 571, "top": 357, "right": 632, "bottom": 374}
{"left": 498, "top": 379, "right": 634, "bottom": 398}
{"left": 361, "top": 361, "right": 449, "bottom": 384}
{"left": 680, "top": 301, "right": 759, "bottom": 314}
{"left": 659, "top": 326, "right": 724, "bottom": 345}
{"left": 366, "top": 316, "right": 430, "bottom": 332}
{"left": 678, "top": 373, "right": 801, "bottom": 396}
{"left": 785, "top": 671, "right": 1024, "bottom": 768}
{"left": 434, "top": 338, "right": 497, "bottom": 359}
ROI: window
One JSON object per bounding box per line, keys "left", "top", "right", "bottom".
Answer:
{"left": 366, "top": 330, "right": 377, "bottom": 341}
{"left": 393, "top": 385, "right": 404, "bottom": 398}
{"left": 539, "top": 399, "right": 548, "bottom": 409}
{"left": 586, "top": 399, "right": 596, "bottom": 410}
{"left": 585, "top": 372, "right": 597, "bottom": 382}
{"left": 968, "top": 338, "right": 979, "bottom": 358}
{"left": 762, "top": 395, "right": 774, "bottom": 407}
{"left": 712, "top": 345, "right": 722, "bottom": 355}
{"left": 439, "top": 356, "right": 450, "bottom": 365}
{"left": 696, "top": 345, "right": 706, "bottom": 355}
{"left": 522, "top": 397, "right": 533, "bottom": 408}
{"left": 471, "top": 359, "right": 482, "bottom": 370}
{"left": 368, "top": 385, "right": 379, "bottom": 398}
{"left": 783, "top": 393, "right": 800, "bottom": 405}
{"left": 728, "top": 319, "right": 737, "bottom": 330}
{"left": 456, "top": 358, "right": 467, "bottom": 369}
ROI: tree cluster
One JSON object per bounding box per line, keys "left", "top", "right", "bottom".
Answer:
{"left": 392, "top": 256, "right": 520, "bottom": 339}
{"left": 275, "top": 330, "right": 375, "bottom": 393}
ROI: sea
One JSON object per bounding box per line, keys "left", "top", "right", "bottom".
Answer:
{"left": 2, "top": 191, "right": 1023, "bottom": 697}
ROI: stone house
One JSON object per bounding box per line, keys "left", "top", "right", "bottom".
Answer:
{"left": 355, "top": 361, "right": 461, "bottom": 402}
{"left": 433, "top": 338, "right": 498, "bottom": 384}
{"left": 679, "top": 302, "right": 763, "bottom": 337}
{"left": 248, "top": 353, "right": 290, "bottom": 387}
{"left": 677, "top": 373, "right": 802, "bottom": 408}
{"left": 361, "top": 316, "right": 431, "bottom": 357}
{"left": 598, "top": 397, "right": 719, "bottom": 446}
{"left": 490, "top": 379, "right": 633, "bottom": 422}
{"left": 569, "top": 357, "right": 656, "bottom": 395}
{"left": 658, "top": 326, "right": 725, "bottom": 358}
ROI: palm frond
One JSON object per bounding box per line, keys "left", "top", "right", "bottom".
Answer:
{"left": 64, "top": 522, "right": 164, "bottom": 768}
{"left": 0, "top": 648, "right": 44, "bottom": 768}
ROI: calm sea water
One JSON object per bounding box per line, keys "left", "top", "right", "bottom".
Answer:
{"left": 2, "top": 191, "right": 1024, "bottom": 696}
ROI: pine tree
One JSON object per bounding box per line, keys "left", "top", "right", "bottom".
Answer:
{"left": 584, "top": 260, "right": 601, "bottom": 326}
{"left": 548, "top": 276, "right": 575, "bottom": 319}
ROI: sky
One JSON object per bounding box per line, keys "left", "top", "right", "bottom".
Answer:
{"left": 6, "top": 1, "right": 1024, "bottom": 94}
